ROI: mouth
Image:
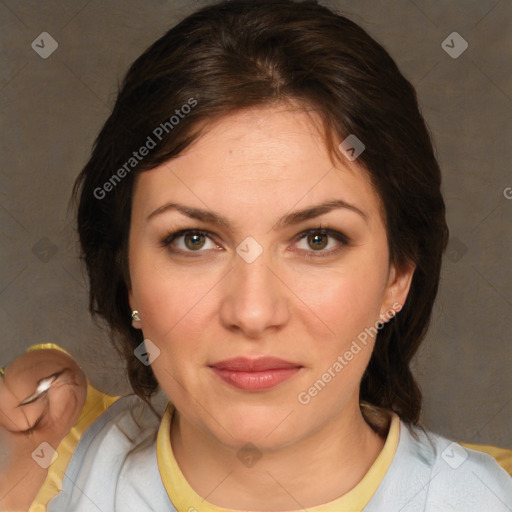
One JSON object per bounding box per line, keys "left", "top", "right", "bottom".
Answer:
{"left": 209, "top": 357, "right": 303, "bottom": 391}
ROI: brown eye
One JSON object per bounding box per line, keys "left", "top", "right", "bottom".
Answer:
{"left": 307, "top": 233, "right": 329, "bottom": 251}
{"left": 161, "top": 229, "right": 219, "bottom": 255}
{"left": 294, "top": 228, "right": 350, "bottom": 258}
{"left": 184, "top": 232, "right": 207, "bottom": 250}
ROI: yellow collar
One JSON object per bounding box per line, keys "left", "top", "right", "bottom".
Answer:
{"left": 28, "top": 381, "right": 120, "bottom": 512}
{"left": 157, "top": 402, "right": 400, "bottom": 512}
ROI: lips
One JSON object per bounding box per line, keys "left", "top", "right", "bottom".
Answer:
{"left": 209, "top": 357, "right": 303, "bottom": 391}
{"left": 209, "top": 357, "right": 301, "bottom": 372}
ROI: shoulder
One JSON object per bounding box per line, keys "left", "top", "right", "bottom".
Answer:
{"left": 365, "top": 419, "right": 512, "bottom": 512}
{"left": 47, "top": 394, "right": 175, "bottom": 512}
{"left": 461, "top": 441, "right": 512, "bottom": 476}
{"left": 421, "top": 426, "right": 512, "bottom": 511}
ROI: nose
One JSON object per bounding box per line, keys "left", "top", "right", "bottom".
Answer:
{"left": 219, "top": 249, "right": 290, "bottom": 339}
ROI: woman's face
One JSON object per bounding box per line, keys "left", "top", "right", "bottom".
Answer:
{"left": 128, "top": 105, "right": 413, "bottom": 450}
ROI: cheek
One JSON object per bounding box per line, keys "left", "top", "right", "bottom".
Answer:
{"left": 134, "top": 268, "right": 214, "bottom": 343}
{"left": 297, "top": 264, "right": 387, "bottom": 335}
{"left": 130, "top": 248, "right": 184, "bottom": 331}
{"left": 130, "top": 257, "right": 216, "bottom": 389}
{"left": 293, "top": 259, "right": 388, "bottom": 387}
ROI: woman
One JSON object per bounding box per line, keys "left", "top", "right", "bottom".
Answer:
{"left": 1, "top": 0, "right": 511, "bottom": 510}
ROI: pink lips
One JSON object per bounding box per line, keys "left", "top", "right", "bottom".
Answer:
{"left": 209, "top": 357, "right": 302, "bottom": 391}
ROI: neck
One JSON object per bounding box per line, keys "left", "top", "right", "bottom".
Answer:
{"left": 170, "top": 398, "right": 387, "bottom": 511}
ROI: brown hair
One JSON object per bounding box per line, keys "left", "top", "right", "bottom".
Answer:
{"left": 72, "top": 0, "right": 448, "bottom": 425}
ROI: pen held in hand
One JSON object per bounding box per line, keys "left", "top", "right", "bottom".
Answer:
{"left": 17, "top": 371, "right": 64, "bottom": 407}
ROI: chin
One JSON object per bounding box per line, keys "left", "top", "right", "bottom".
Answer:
{"left": 214, "top": 409, "right": 297, "bottom": 448}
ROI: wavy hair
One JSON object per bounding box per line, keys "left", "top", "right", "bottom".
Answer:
{"left": 72, "top": 0, "right": 449, "bottom": 426}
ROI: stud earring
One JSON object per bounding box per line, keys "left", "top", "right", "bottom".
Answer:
{"left": 131, "top": 310, "right": 141, "bottom": 322}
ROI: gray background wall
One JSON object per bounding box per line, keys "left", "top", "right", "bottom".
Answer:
{"left": 1, "top": 0, "right": 510, "bottom": 446}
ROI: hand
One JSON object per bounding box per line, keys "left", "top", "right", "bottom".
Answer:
{"left": 0, "top": 348, "right": 87, "bottom": 511}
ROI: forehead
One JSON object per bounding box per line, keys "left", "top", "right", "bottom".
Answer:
{"left": 172, "top": 105, "right": 344, "bottom": 177}
{"left": 132, "top": 105, "right": 382, "bottom": 226}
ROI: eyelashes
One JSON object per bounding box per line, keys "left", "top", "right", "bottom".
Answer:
{"left": 160, "top": 225, "right": 351, "bottom": 258}
{"left": 295, "top": 228, "right": 350, "bottom": 259}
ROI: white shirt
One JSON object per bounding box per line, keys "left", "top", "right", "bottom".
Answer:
{"left": 45, "top": 394, "right": 512, "bottom": 512}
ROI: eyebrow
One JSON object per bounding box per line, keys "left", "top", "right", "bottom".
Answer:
{"left": 147, "top": 199, "right": 368, "bottom": 229}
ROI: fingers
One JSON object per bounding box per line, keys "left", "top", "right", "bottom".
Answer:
{"left": 0, "top": 372, "right": 47, "bottom": 433}
{"left": 0, "top": 349, "right": 87, "bottom": 436}
{"left": 18, "top": 372, "right": 60, "bottom": 406}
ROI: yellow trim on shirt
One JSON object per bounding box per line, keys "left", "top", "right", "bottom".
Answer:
{"left": 25, "top": 343, "right": 73, "bottom": 357}
{"left": 23, "top": 344, "right": 121, "bottom": 512}
{"left": 157, "top": 403, "right": 400, "bottom": 512}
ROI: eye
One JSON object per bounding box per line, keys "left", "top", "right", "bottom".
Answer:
{"left": 293, "top": 227, "right": 350, "bottom": 258}
{"left": 161, "top": 230, "right": 219, "bottom": 254}
{"left": 161, "top": 226, "right": 350, "bottom": 258}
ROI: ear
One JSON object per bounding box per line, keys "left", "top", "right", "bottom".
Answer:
{"left": 379, "top": 260, "right": 415, "bottom": 320}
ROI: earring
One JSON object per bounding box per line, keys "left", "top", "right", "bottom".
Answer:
{"left": 131, "top": 310, "right": 141, "bottom": 322}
